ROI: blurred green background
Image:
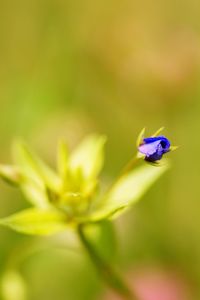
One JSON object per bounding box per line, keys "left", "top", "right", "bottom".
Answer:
{"left": 0, "top": 0, "right": 200, "bottom": 299}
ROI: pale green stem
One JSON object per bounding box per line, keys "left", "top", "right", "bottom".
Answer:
{"left": 105, "top": 155, "right": 142, "bottom": 195}
{"left": 120, "top": 155, "right": 141, "bottom": 177}
{"left": 78, "top": 224, "right": 138, "bottom": 300}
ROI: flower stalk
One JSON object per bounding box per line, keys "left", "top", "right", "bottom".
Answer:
{"left": 77, "top": 224, "right": 137, "bottom": 300}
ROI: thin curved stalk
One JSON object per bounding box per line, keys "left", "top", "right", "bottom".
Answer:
{"left": 78, "top": 224, "right": 137, "bottom": 300}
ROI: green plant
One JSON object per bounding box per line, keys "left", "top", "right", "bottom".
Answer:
{"left": 0, "top": 130, "right": 172, "bottom": 299}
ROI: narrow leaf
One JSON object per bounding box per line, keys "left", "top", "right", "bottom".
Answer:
{"left": 13, "top": 142, "right": 61, "bottom": 191}
{"left": 0, "top": 208, "right": 68, "bottom": 235}
{"left": 20, "top": 181, "right": 50, "bottom": 208}
{"left": 57, "top": 140, "right": 69, "bottom": 179}
{"left": 136, "top": 128, "right": 145, "bottom": 147}
{"left": 69, "top": 135, "right": 106, "bottom": 180}
{"left": 170, "top": 145, "right": 179, "bottom": 151}
{"left": 0, "top": 165, "right": 22, "bottom": 186}
{"left": 91, "top": 161, "right": 169, "bottom": 220}
{"left": 152, "top": 126, "right": 165, "bottom": 137}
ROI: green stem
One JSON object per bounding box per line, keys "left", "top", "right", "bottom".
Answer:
{"left": 120, "top": 155, "right": 141, "bottom": 177}
{"left": 78, "top": 224, "right": 137, "bottom": 300}
{"left": 106, "top": 155, "right": 141, "bottom": 196}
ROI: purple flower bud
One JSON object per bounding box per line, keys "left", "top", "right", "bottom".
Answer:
{"left": 138, "top": 136, "right": 171, "bottom": 162}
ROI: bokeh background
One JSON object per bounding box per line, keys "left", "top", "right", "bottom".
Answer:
{"left": 0, "top": 0, "right": 200, "bottom": 299}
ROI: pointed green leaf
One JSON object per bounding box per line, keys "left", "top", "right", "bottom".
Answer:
{"left": 170, "top": 145, "right": 179, "bottom": 151}
{"left": 0, "top": 208, "right": 68, "bottom": 235}
{"left": 57, "top": 140, "right": 69, "bottom": 179}
{"left": 69, "top": 135, "right": 106, "bottom": 180}
{"left": 152, "top": 126, "right": 165, "bottom": 137}
{"left": 136, "top": 128, "right": 145, "bottom": 147}
{"left": 0, "top": 164, "right": 22, "bottom": 186}
{"left": 20, "top": 181, "right": 50, "bottom": 208}
{"left": 0, "top": 164, "right": 51, "bottom": 208}
{"left": 13, "top": 142, "right": 61, "bottom": 191}
{"left": 91, "top": 161, "right": 169, "bottom": 220}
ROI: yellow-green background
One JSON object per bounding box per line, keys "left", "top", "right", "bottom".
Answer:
{"left": 0, "top": 0, "right": 199, "bottom": 299}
